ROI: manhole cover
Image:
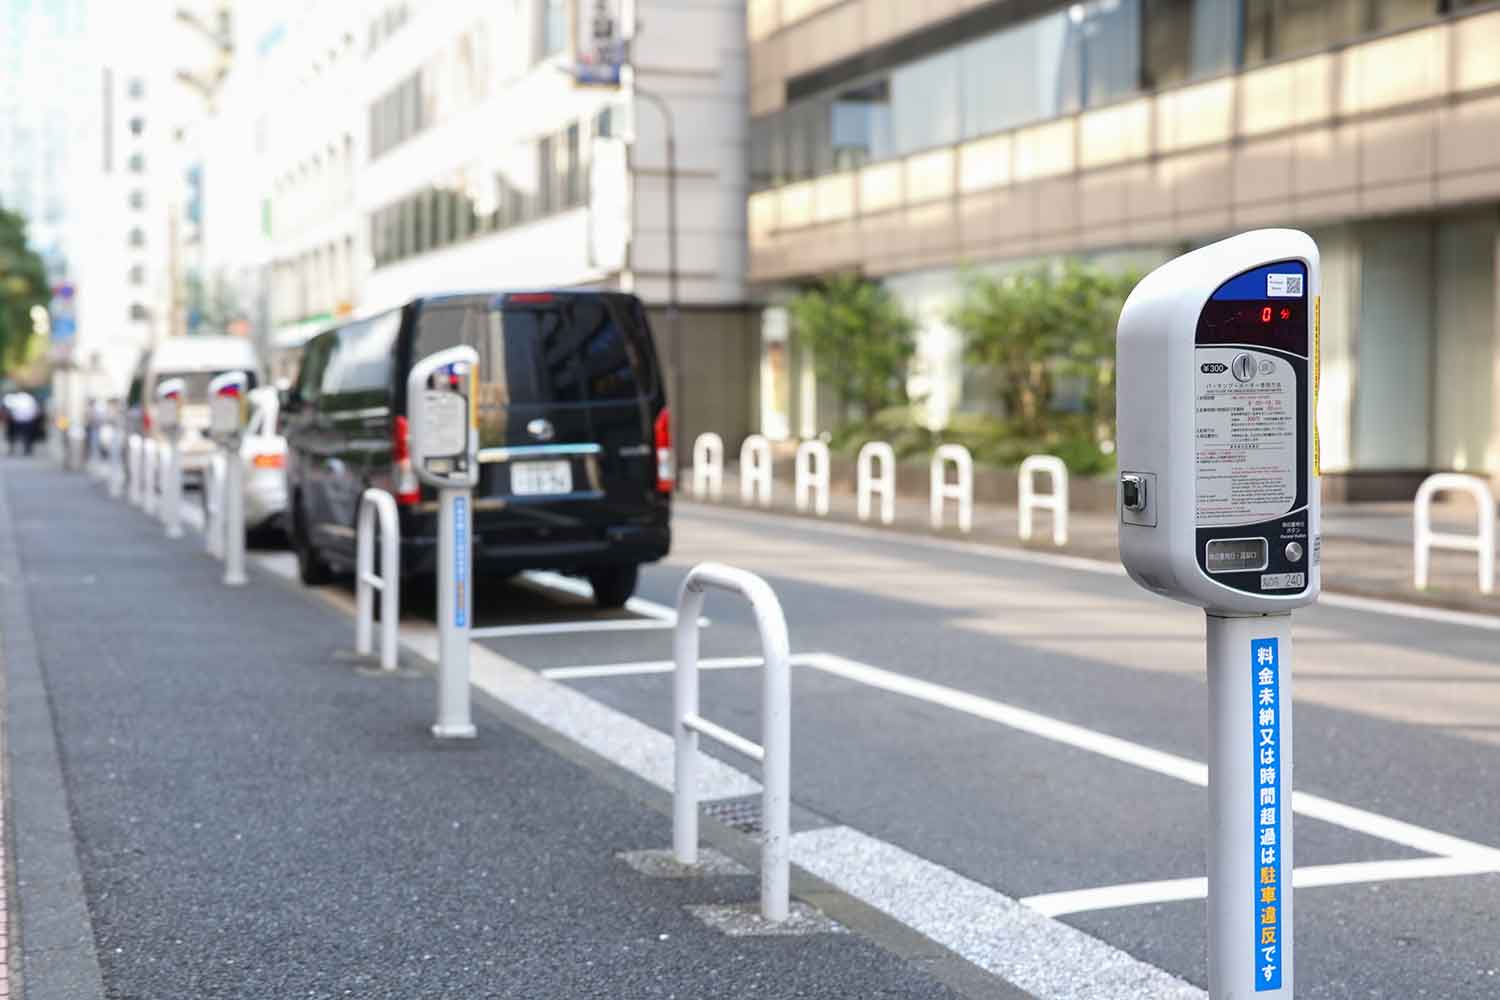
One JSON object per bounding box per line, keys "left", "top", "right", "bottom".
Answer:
{"left": 702, "top": 795, "right": 762, "bottom": 834}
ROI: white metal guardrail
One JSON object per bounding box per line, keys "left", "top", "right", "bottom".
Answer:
{"left": 356, "top": 489, "right": 401, "bottom": 671}
{"left": 1018, "top": 454, "right": 1069, "bottom": 546}
{"left": 205, "top": 453, "right": 226, "bottom": 559}
{"left": 126, "top": 435, "right": 144, "bottom": 507}
{"left": 740, "top": 434, "right": 773, "bottom": 508}
{"left": 692, "top": 432, "right": 724, "bottom": 501}
{"left": 141, "top": 439, "right": 160, "bottom": 516}
{"left": 857, "top": 441, "right": 896, "bottom": 524}
{"left": 930, "top": 444, "right": 973, "bottom": 533}
{"left": 794, "top": 439, "right": 830, "bottom": 516}
{"left": 673, "top": 562, "right": 791, "bottom": 922}
{"left": 1413, "top": 473, "right": 1495, "bottom": 594}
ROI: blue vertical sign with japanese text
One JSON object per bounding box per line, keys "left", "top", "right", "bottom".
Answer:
{"left": 1252, "top": 637, "right": 1283, "bottom": 991}
{"left": 454, "top": 495, "right": 468, "bottom": 628}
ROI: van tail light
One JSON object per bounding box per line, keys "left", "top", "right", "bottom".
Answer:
{"left": 393, "top": 415, "right": 419, "bottom": 504}
{"left": 251, "top": 452, "right": 285, "bottom": 469}
{"left": 654, "top": 407, "right": 674, "bottom": 494}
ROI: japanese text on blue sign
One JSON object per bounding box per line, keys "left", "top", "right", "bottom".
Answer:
{"left": 1252, "top": 637, "right": 1283, "bottom": 991}
{"left": 454, "top": 495, "right": 468, "bottom": 628}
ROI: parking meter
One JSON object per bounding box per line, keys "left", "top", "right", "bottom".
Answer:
{"left": 208, "top": 371, "right": 250, "bottom": 586}
{"left": 407, "top": 346, "right": 480, "bottom": 740}
{"left": 1117, "top": 229, "right": 1319, "bottom": 999}
{"left": 156, "top": 378, "right": 186, "bottom": 539}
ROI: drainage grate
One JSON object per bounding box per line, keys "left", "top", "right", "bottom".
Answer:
{"left": 702, "top": 795, "right": 762, "bottom": 834}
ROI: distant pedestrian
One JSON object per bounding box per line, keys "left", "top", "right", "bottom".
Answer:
{"left": 4, "top": 392, "right": 39, "bottom": 456}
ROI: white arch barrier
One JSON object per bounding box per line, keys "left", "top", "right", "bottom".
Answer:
{"left": 1414, "top": 473, "right": 1495, "bottom": 594}
{"left": 794, "top": 439, "right": 830, "bottom": 516}
{"left": 1018, "top": 454, "right": 1069, "bottom": 546}
{"left": 141, "top": 439, "right": 160, "bottom": 516}
{"left": 674, "top": 562, "right": 790, "bottom": 922}
{"left": 857, "top": 441, "right": 896, "bottom": 524}
{"left": 691, "top": 432, "right": 724, "bottom": 501}
{"left": 356, "top": 489, "right": 401, "bottom": 672}
{"left": 126, "top": 435, "right": 144, "bottom": 507}
{"left": 930, "top": 445, "right": 973, "bottom": 533}
{"left": 740, "top": 434, "right": 773, "bottom": 507}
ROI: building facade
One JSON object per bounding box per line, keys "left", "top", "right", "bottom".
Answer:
{"left": 211, "top": 0, "right": 756, "bottom": 448}
{"left": 746, "top": 0, "right": 1500, "bottom": 496}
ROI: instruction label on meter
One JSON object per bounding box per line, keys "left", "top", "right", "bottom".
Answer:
{"left": 1195, "top": 348, "right": 1297, "bottom": 527}
{"left": 421, "top": 391, "right": 467, "bottom": 457}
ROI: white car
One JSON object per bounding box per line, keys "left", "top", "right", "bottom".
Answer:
{"left": 240, "top": 387, "right": 288, "bottom": 535}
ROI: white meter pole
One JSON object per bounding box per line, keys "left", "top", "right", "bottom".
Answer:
{"left": 156, "top": 379, "right": 186, "bottom": 540}
{"left": 408, "top": 345, "right": 481, "bottom": 741}
{"left": 1207, "top": 611, "right": 1293, "bottom": 998}
{"left": 1117, "top": 230, "right": 1319, "bottom": 1000}
{"left": 208, "top": 372, "right": 249, "bottom": 587}
{"left": 433, "top": 485, "right": 475, "bottom": 738}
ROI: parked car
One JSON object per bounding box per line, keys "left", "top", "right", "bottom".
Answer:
{"left": 281, "top": 290, "right": 671, "bottom": 607}
{"left": 241, "top": 386, "right": 289, "bottom": 537}
{"left": 129, "top": 336, "right": 266, "bottom": 487}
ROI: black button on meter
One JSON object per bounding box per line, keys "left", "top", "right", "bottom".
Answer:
{"left": 1121, "top": 474, "right": 1146, "bottom": 512}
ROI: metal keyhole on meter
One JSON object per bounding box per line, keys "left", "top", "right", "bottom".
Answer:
{"left": 1231, "top": 353, "right": 1255, "bottom": 382}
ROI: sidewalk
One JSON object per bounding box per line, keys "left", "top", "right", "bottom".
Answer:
{"left": 695, "top": 470, "right": 1500, "bottom": 616}
{"left": 0, "top": 459, "right": 996, "bottom": 1000}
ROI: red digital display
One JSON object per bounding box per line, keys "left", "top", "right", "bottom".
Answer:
{"left": 1261, "top": 306, "right": 1273, "bottom": 323}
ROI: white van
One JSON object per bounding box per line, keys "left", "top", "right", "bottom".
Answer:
{"left": 138, "top": 336, "right": 265, "bottom": 484}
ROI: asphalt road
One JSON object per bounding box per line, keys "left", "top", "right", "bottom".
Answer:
{"left": 434, "top": 501, "right": 1500, "bottom": 999}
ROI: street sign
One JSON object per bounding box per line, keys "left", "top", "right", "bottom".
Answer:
{"left": 1116, "top": 228, "right": 1321, "bottom": 999}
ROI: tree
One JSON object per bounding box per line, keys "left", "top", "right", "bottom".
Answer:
{"left": 0, "top": 204, "right": 50, "bottom": 372}
{"left": 787, "top": 274, "right": 916, "bottom": 426}
{"left": 951, "top": 262, "right": 1135, "bottom": 439}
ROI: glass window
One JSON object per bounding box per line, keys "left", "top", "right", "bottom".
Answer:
{"left": 129, "top": 303, "right": 149, "bottom": 321}
{"left": 129, "top": 116, "right": 144, "bottom": 137}
{"left": 564, "top": 124, "right": 581, "bottom": 206}
{"left": 1066, "top": 0, "right": 1143, "bottom": 108}
{"left": 128, "top": 228, "right": 145, "bottom": 248}
{"left": 890, "top": 49, "right": 961, "bottom": 156}
{"left": 1243, "top": 0, "right": 1363, "bottom": 68}
{"left": 127, "top": 77, "right": 144, "bottom": 99}
{"left": 128, "top": 153, "right": 145, "bottom": 172}
{"left": 323, "top": 313, "right": 399, "bottom": 398}
{"left": 541, "top": 0, "right": 566, "bottom": 58}
{"left": 961, "top": 11, "right": 1073, "bottom": 138}
{"left": 128, "top": 189, "right": 145, "bottom": 210}
{"left": 1143, "top": 0, "right": 1239, "bottom": 88}
{"left": 128, "top": 264, "right": 144, "bottom": 285}
{"left": 413, "top": 192, "right": 427, "bottom": 253}
{"left": 538, "top": 136, "right": 556, "bottom": 213}
{"left": 830, "top": 79, "right": 892, "bottom": 169}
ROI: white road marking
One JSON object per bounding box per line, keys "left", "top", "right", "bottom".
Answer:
{"left": 542, "top": 654, "right": 818, "bottom": 680}
{"left": 800, "top": 652, "right": 1500, "bottom": 864}
{"left": 470, "top": 618, "right": 676, "bottom": 638}
{"left": 522, "top": 569, "right": 685, "bottom": 622}
{"left": 790, "top": 826, "right": 1204, "bottom": 1000}
{"left": 1022, "top": 855, "right": 1500, "bottom": 917}
{"left": 679, "top": 502, "right": 1500, "bottom": 633}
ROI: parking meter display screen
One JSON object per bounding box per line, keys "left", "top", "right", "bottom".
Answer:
{"left": 1194, "top": 261, "right": 1310, "bottom": 597}
{"left": 421, "top": 390, "right": 467, "bottom": 458}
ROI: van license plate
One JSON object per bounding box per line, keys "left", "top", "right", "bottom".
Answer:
{"left": 511, "top": 460, "right": 572, "bottom": 496}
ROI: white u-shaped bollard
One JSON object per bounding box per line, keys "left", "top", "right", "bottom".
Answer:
{"left": 930, "top": 445, "right": 973, "bottom": 533}
{"left": 794, "top": 439, "right": 830, "bottom": 516}
{"left": 740, "top": 434, "right": 773, "bottom": 507}
{"left": 1413, "top": 473, "right": 1495, "bottom": 594}
{"left": 1018, "top": 454, "right": 1069, "bottom": 546}
{"left": 692, "top": 432, "right": 724, "bottom": 501}
{"left": 141, "top": 439, "right": 159, "bottom": 516}
{"left": 126, "top": 435, "right": 144, "bottom": 507}
{"left": 356, "top": 488, "right": 401, "bottom": 671}
{"left": 857, "top": 441, "right": 896, "bottom": 524}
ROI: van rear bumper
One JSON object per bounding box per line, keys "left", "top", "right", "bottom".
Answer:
{"left": 397, "top": 522, "right": 670, "bottom": 578}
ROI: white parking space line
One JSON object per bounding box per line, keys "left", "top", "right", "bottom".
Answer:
{"left": 679, "top": 502, "right": 1500, "bottom": 633}
{"left": 542, "top": 654, "right": 820, "bottom": 681}
{"left": 1022, "top": 856, "right": 1500, "bottom": 918}
{"left": 790, "top": 826, "right": 1205, "bottom": 1000}
{"left": 522, "top": 570, "right": 684, "bottom": 622}
{"left": 551, "top": 649, "right": 1500, "bottom": 865}
{"left": 470, "top": 618, "right": 677, "bottom": 638}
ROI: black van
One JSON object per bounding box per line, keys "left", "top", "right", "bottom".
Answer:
{"left": 282, "top": 290, "right": 672, "bottom": 607}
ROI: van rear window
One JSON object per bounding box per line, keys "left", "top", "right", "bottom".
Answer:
{"left": 414, "top": 299, "right": 651, "bottom": 405}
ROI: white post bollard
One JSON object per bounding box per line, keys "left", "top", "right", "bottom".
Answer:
{"left": 740, "top": 434, "right": 773, "bottom": 508}
{"left": 1413, "top": 473, "right": 1495, "bottom": 594}
{"left": 673, "top": 562, "right": 791, "bottom": 922}
{"left": 1018, "top": 454, "right": 1069, "bottom": 546}
{"left": 793, "top": 439, "right": 830, "bottom": 516}
{"left": 205, "top": 453, "right": 226, "bottom": 558}
{"left": 929, "top": 444, "right": 973, "bottom": 533}
{"left": 162, "top": 439, "right": 183, "bottom": 539}
{"left": 142, "top": 439, "right": 159, "bottom": 516}
{"left": 691, "top": 432, "right": 724, "bottom": 501}
{"left": 856, "top": 441, "right": 896, "bottom": 524}
{"left": 127, "top": 435, "right": 144, "bottom": 507}
{"left": 222, "top": 445, "right": 247, "bottom": 586}
{"left": 110, "top": 421, "right": 127, "bottom": 499}
{"left": 356, "top": 489, "right": 401, "bottom": 672}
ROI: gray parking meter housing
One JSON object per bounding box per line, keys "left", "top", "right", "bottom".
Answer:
{"left": 155, "top": 377, "right": 185, "bottom": 434}
{"left": 207, "top": 371, "right": 250, "bottom": 444}
{"left": 406, "top": 346, "right": 480, "bottom": 489}
{"left": 1116, "top": 229, "right": 1321, "bottom": 615}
